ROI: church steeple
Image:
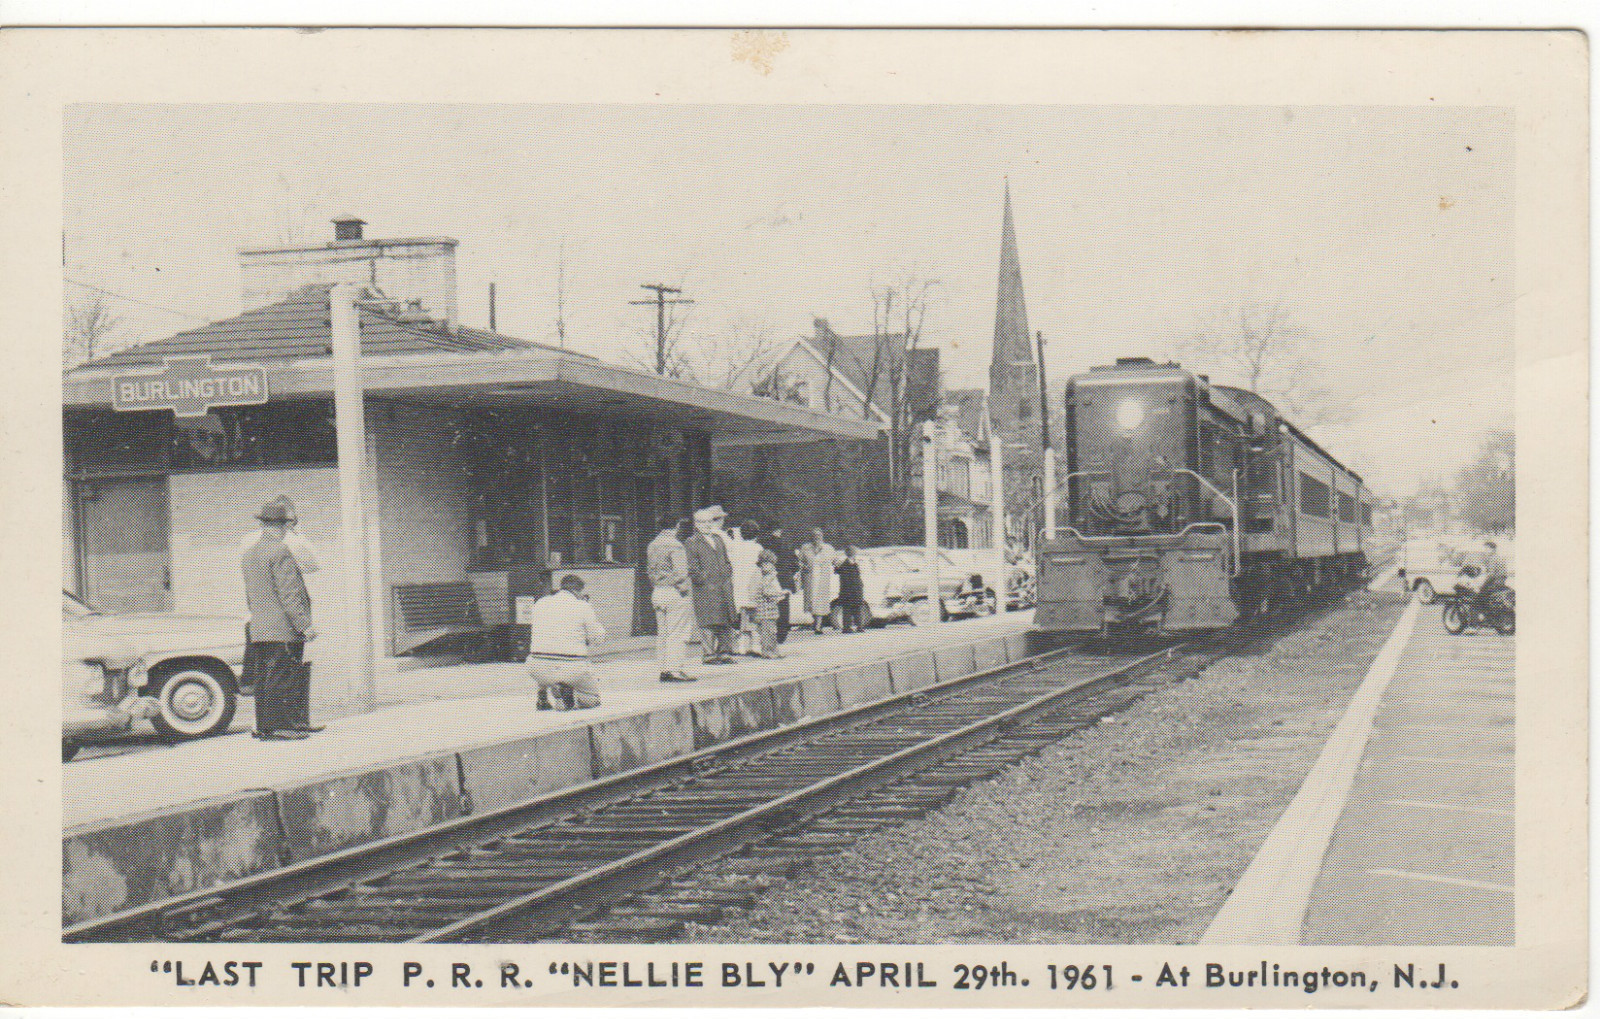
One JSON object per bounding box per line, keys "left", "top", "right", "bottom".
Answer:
{"left": 989, "top": 181, "right": 1040, "bottom": 448}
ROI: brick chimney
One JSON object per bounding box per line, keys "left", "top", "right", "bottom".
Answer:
{"left": 239, "top": 218, "right": 459, "bottom": 331}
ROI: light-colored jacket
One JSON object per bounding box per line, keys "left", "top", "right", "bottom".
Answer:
{"left": 525, "top": 590, "right": 607, "bottom": 659}
{"left": 241, "top": 534, "right": 313, "bottom": 642}
{"left": 727, "top": 535, "right": 763, "bottom": 610}
{"left": 646, "top": 530, "right": 690, "bottom": 593}
{"left": 240, "top": 527, "right": 320, "bottom": 572}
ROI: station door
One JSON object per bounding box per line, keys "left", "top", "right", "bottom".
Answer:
{"left": 75, "top": 476, "right": 172, "bottom": 613}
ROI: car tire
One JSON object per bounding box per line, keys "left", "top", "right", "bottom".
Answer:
{"left": 62, "top": 740, "right": 79, "bottom": 763}
{"left": 1442, "top": 602, "right": 1467, "bottom": 635}
{"left": 1414, "top": 579, "right": 1437, "bottom": 604}
{"left": 151, "top": 664, "right": 238, "bottom": 740}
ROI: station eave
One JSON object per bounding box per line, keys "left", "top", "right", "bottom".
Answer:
{"left": 63, "top": 350, "right": 884, "bottom": 444}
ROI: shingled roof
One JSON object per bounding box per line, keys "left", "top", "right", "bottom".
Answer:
{"left": 80, "top": 283, "right": 583, "bottom": 369}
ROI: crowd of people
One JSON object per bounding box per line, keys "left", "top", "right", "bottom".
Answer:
{"left": 537, "top": 504, "right": 874, "bottom": 710}
{"left": 236, "top": 492, "right": 881, "bottom": 729}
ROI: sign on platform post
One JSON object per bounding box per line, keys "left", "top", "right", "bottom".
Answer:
{"left": 111, "top": 355, "right": 268, "bottom": 417}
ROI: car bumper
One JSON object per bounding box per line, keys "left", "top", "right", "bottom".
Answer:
{"left": 63, "top": 705, "right": 133, "bottom": 739}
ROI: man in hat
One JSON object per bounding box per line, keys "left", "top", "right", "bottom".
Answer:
{"left": 683, "top": 505, "right": 737, "bottom": 664}
{"left": 239, "top": 494, "right": 322, "bottom": 731}
{"left": 241, "top": 499, "right": 318, "bottom": 740}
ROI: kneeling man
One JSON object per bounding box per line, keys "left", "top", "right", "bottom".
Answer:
{"left": 525, "top": 574, "right": 606, "bottom": 710}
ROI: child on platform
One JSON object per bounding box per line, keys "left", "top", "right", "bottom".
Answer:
{"left": 754, "top": 550, "right": 786, "bottom": 659}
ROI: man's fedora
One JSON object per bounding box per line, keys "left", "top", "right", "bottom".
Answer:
{"left": 256, "top": 500, "right": 293, "bottom": 523}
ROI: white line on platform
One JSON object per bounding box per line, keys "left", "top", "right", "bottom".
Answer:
{"left": 1383, "top": 798, "right": 1514, "bottom": 818}
{"left": 1200, "top": 597, "right": 1421, "bottom": 946}
{"left": 1366, "top": 868, "right": 1513, "bottom": 894}
{"left": 1394, "top": 755, "right": 1515, "bottom": 769}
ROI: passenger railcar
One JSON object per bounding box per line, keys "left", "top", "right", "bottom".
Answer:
{"left": 1035, "top": 357, "right": 1369, "bottom": 633}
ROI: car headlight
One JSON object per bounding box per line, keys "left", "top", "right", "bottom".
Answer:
{"left": 1116, "top": 398, "right": 1145, "bottom": 430}
{"left": 74, "top": 661, "right": 106, "bottom": 698}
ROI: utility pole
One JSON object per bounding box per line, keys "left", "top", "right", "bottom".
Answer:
{"left": 1035, "top": 329, "right": 1050, "bottom": 451}
{"left": 555, "top": 240, "right": 568, "bottom": 349}
{"left": 488, "top": 282, "right": 497, "bottom": 332}
{"left": 630, "top": 283, "right": 694, "bottom": 375}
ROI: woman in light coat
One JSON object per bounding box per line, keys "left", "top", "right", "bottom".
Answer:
{"left": 796, "top": 528, "right": 838, "bottom": 633}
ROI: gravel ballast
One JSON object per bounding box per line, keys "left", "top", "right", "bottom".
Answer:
{"left": 689, "top": 592, "right": 1408, "bottom": 944}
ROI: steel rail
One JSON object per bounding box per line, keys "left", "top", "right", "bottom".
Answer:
{"left": 414, "top": 643, "right": 1186, "bottom": 943}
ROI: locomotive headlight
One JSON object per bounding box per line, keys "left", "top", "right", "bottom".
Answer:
{"left": 1115, "top": 398, "right": 1145, "bottom": 430}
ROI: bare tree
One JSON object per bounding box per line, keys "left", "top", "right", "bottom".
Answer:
{"left": 63, "top": 291, "right": 125, "bottom": 368}
{"left": 865, "top": 276, "right": 940, "bottom": 511}
{"left": 686, "top": 315, "right": 782, "bottom": 393}
{"left": 1455, "top": 429, "right": 1515, "bottom": 534}
{"left": 1180, "top": 301, "right": 1348, "bottom": 428}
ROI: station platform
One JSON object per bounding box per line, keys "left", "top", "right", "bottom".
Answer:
{"left": 63, "top": 610, "right": 1043, "bottom": 928}
{"left": 1203, "top": 591, "right": 1515, "bottom": 945}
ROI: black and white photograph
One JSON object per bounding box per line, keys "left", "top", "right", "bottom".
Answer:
{"left": 0, "top": 26, "right": 1586, "bottom": 1009}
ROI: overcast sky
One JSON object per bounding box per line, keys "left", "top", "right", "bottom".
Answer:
{"left": 64, "top": 103, "right": 1514, "bottom": 496}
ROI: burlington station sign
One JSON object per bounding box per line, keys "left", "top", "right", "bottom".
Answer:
{"left": 111, "top": 356, "right": 270, "bottom": 418}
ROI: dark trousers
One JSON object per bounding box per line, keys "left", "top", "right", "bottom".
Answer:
{"left": 840, "top": 601, "right": 867, "bottom": 633}
{"left": 699, "top": 625, "right": 733, "bottom": 661}
{"left": 776, "top": 595, "right": 792, "bottom": 643}
{"left": 252, "top": 640, "right": 306, "bottom": 734}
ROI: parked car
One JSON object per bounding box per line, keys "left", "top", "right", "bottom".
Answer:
{"left": 789, "top": 550, "right": 916, "bottom": 629}
{"left": 61, "top": 590, "right": 248, "bottom": 759}
{"left": 864, "top": 546, "right": 1029, "bottom": 621}
{"left": 62, "top": 624, "right": 153, "bottom": 762}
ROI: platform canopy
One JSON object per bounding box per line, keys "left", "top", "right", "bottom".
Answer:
{"left": 63, "top": 284, "right": 884, "bottom": 445}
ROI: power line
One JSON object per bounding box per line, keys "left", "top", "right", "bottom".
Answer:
{"left": 63, "top": 277, "right": 211, "bottom": 323}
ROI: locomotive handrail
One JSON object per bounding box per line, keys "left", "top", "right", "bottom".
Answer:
{"left": 1168, "top": 468, "right": 1242, "bottom": 578}
{"left": 1025, "top": 468, "right": 1241, "bottom": 578}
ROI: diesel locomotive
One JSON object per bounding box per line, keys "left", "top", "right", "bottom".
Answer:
{"left": 1035, "top": 357, "right": 1369, "bottom": 633}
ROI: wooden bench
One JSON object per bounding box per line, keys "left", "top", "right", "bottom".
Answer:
{"left": 391, "top": 581, "right": 491, "bottom": 656}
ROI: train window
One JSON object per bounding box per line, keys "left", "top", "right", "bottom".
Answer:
{"left": 1298, "top": 472, "right": 1331, "bottom": 518}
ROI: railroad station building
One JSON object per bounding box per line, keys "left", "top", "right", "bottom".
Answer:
{"left": 62, "top": 220, "right": 880, "bottom": 687}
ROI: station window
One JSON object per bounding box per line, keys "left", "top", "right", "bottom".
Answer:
{"left": 66, "top": 409, "right": 171, "bottom": 475}
{"left": 168, "top": 401, "right": 338, "bottom": 471}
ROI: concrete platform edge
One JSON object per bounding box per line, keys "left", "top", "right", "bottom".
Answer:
{"left": 63, "top": 624, "right": 1048, "bottom": 927}
{"left": 1200, "top": 598, "right": 1422, "bottom": 945}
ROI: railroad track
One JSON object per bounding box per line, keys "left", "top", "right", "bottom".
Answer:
{"left": 70, "top": 637, "right": 1225, "bottom": 945}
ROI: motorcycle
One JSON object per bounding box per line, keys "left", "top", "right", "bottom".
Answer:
{"left": 1438, "top": 566, "right": 1515, "bottom": 636}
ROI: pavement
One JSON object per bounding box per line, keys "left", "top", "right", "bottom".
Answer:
{"left": 1203, "top": 578, "right": 1514, "bottom": 945}
{"left": 63, "top": 609, "right": 1043, "bottom": 927}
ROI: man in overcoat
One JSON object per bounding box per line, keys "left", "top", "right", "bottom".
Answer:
{"left": 683, "top": 505, "right": 737, "bottom": 664}
{"left": 241, "top": 500, "right": 318, "bottom": 740}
